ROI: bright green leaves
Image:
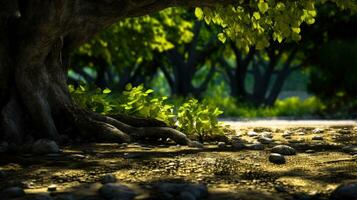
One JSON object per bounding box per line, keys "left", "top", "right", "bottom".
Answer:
{"left": 177, "top": 99, "right": 224, "bottom": 141}
{"left": 193, "top": 0, "right": 357, "bottom": 50}
{"left": 195, "top": 7, "right": 204, "bottom": 20}
{"left": 69, "top": 84, "right": 225, "bottom": 140}
{"left": 217, "top": 33, "right": 226, "bottom": 43}
{"left": 258, "top": 0, "right": 269, "bottom": 14}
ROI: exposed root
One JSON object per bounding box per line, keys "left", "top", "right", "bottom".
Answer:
{"left": 68, "top": 106, "right": 192, "bottom": 145}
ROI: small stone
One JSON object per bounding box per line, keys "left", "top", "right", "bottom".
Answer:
{"left": 231, "top": 139, "right": 246, "bottom": 149}
{"left": 312, "top": 128, "right": 324, "bottom": 134}
{"left": 342, "top": 145, "right": 357, "bottom": 155}
{"left": 188, "top": 141, "right": 204, "bottom": 149}
{"left": 275, "top": 185, "right": 286, "bottom": 192}
{"left": 258, "top": 137, "right": 273, "bottom": 144}
{"left": 312, "top": 135, "right": 323, "bottom": 140}
{"left": 261, "top": 132, "right": 273, "bottom": 138}
{"left": 247, "top": 131, "right": 258, "bottom": 137}
{"left": 2, "top": 187, "right": 26, "bottom": 198}
{"left": 101, "top": 174, "right": 117, "bottom": 184}
{"left": 32, "top": 139, "right": 60, "bottom": 154}
{"left": 269, "top": 153, "right": 286, "bottom": 164}
{"left": 271, "top": 145, "right": 296, "bottom": 155}
{"left": 48, "top": 184, "right": 57, "bottom": 192}
{"left": 282, "top": 130, "right": 293, "bottom": 137}
{"left": 0, "top": 170, "right": 6, "bottom": 178}
{"left": 99, "top": 183, "right": 136, "bottom": 200}
{"left": 330, "top": 181, "right": 357, "bottom": 200}
{"left": 297, "top": 132, "right": 306, "bottom": 136}
{"left": 157, "top": 183, "right": 208, "bottom": 199}
{"left": 246, "top": 143, "right": 265, "bottom": 150}
{"left": 305, "top": 150, "right": 315, "bottom": 154}
{"left": 217, "top": 142, "right": 226, "bottom": 149}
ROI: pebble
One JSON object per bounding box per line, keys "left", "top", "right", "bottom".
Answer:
{"left": 48, "top": 184, "right": 57, "bottom": 192}
{"left": 342, "top": 145, "right": 357, "bottom": 155}
{"left": 258, "top": 137, "right": 273, "bottom": 144}
{"left": 312, "top": 135, "right": 323, "bottom": 140}
{"left": 101, "top": 174, "right": 117, "bottom": 184}
{"left": 283, "top": 130, "right": 293, "bottom": 136}
{"left": 261, "top": 132, "right": 273, "bottom": 138}
{"left": 269, "top": 153, "right": 286, "bottom": 164}
{"left": 99, "top": 183, "right": 136, "bottom": 200}
{"left": 330, "top": 181, "right": 357, "bottom": 200}
{"left": 305, "top": 150, "right": 316, "bottom": 154}
{"left": 54, "top": 194, "right": 75, "bottom": 200}
{"left": 312, "top": 128, "right": 324, "bottom": 134}
{"left": 297, "top": 132, "right": 306, "bottom": 136}
{"left": 217, "top": 142, "right": 226, "bottom": 149}
{"left": 32, "top": 139, "right": 60, "bottom": 154}
{"left": 0, "top": 170, "right": 6, "bottom": 178}
{"left": 231, "top": 139, "right": 246, "bottom": 149}
{"left": 247, "top": 131, "right": 258, "bottom": 137}
{"left": 271, "top": 145, "right": 296, "bottom": 155}
{"left": 2, "top": 187, "right": 26, "bottom": 198}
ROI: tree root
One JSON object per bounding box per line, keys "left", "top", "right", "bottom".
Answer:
{"left": 64, "top": 105, "right": 192, "bottom": 145}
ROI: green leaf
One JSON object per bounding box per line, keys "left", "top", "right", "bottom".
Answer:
{"left": 218, "top": 33, "right": 227, "bottom": 43}
{"left": 258, "top": 1, "right": 269, "bottom": 14}
{"left": 103, "top": 88, "right": 111, "bottom": 94}
{"left": 195, "top": 8, "right": 204, "bottom": 20}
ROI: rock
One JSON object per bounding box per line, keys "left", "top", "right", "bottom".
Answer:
{"left": 0, "top": 142, "right": 9, "bottom": 153}
{"left": 2, "top": 187, "right": 26, "bottom": 198}
{"left": 157, "top": 183, "right": 208, "bottom": 199}
{"left": 217, "top": 142, "right": 226, "bottom": 149}
{"left": 101, "top": 174, "right": 117, "bottom": 184}
{"left": 261, "top": 132, "right": 273, "bottom": 138}
{"left": 231, "top": 139, "right": 246, "bottom": 149}
{"left": 48, "top": 184, "right": 57, "bottom": 192}
{"left": 342, "top": 145, "right": 357, "bottom": 155}
{"left": 282, "top": 130, "right": 293, "bottom": 137}
{"left": 247, "top": 131, "right": 258, "bottom": 137}
{"left": 297, "top": 132, "right": 306, "bottom": 135}
{"left": 330, "top": 181, "right": 357, "bottom": 200}
{"left": 246, "top": 143, "right": 265, "bottom": 150}
{"left": 253, "top": 127, "right": 272, "bottom": 132}
{"left": 32, "top": 139, "right": 60, "bottom": 154}
{"left": 305, "top": 150, "right": 316, "bottom": 154}
{"left": 312, "top": 128, "right": 324, "bottom": 134}
{"left": 188, "top": 141, "right": 204, "bottom": 149}
{"left": 258, "top": 137, "right": 273, "bottom": 144}
{"left": 0, "top": 170, "right": 6, "bottom": 178}
{"left": 274, "top": 185, "right": 286, "bottom": 192}
{"left": 99, "top": 183, "right": 136, "bottom": 200}
{"left": 271, "top": 145, "right": 296, "bottom": 155}
{"left": 312, "top": 135, "right": 323, "bottom": 140}
{"left": 269, "top": 153, "right": 286, "bottom": 164}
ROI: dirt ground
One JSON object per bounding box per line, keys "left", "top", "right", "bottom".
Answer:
{"left": 0, "top": 120, "right": 356, "bottom": 200}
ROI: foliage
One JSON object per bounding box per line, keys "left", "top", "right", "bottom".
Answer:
{"left": 196, "top": 0, "right": 357, "bottom": 51}
{"left": 69, "top": 84, "right": 225, "bottom": 140}
{"left": 204, "top": 95, "right": 325, "bottom": 118}
{"left": 177, "top": 99, "right": 224, "bottom": 141}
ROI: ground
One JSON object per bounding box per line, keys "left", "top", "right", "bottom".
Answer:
{"left": 0, "top": 120, "right": 356, "bottom": 200}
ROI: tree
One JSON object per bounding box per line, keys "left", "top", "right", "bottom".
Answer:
{"left": 0, "top": 0, "right": 356, "bottom": 146}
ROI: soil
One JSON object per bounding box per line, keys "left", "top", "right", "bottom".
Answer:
{"left": 0, "top": 121, "right": 356, "bottom": 200}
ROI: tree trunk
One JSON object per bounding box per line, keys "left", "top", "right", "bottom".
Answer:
{"left": 0, "top": 0, "right": 197, "bottom": 148}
